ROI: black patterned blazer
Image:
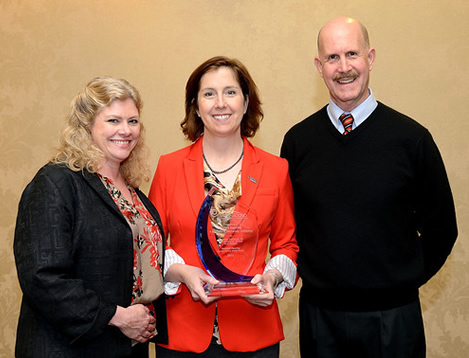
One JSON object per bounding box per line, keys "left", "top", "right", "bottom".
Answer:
{"left": 14, "top": 163, "right": 167, "bottom": 358}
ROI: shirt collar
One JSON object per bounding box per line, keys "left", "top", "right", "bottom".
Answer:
{"left": 327, "top": 89, "right": 378, "bottom": 131}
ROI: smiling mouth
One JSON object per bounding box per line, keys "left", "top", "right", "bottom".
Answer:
{"left": 334, "top": 72, "right": 358, "bottom": 84}
{"left": 337, "top": 78, "right": 355, "bottom": 84}
{"left": 213, "top": 114, "right": 231, "bottom": 120}
{"left": 112, "top": 140, "right": 131, "bottom": 145}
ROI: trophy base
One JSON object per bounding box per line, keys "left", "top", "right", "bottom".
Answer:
{"left": 205, "top": 282, "right": 264, "bottom": 297}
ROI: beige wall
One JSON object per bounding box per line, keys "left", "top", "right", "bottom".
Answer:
{"left": 1, "top": 1, "right": 468, "bottom": 357}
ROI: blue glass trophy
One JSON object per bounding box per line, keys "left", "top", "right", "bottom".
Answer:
{"left": 196, "top": 194, "right": 262, "bottom": 296}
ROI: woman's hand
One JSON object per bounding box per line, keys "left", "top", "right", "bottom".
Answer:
{"left": 108, "top": 304, "right": 156, "bottom": 343}
{"left": 166, "top": 264, "right": 219, "bottom": 305}
{"left": 243, "top": 271, "right": 282, "bottom": 307}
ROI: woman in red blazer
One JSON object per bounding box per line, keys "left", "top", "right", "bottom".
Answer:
{"left": 149, "top": 56, "right": 298, "bottom": 357}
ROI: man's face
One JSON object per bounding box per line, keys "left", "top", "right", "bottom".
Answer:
{"left": 315, "top": 19, "right": 375, "bottom": 112}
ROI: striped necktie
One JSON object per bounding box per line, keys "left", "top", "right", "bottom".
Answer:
{"left": 339, "top": 113, "right": 354, "bottom": 135}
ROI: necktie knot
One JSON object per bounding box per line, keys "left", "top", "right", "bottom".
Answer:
{"left": 339, "top": 113, "right": 354, "bottom": 135}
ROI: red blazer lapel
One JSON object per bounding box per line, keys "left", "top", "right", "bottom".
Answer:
{"left": 184, "top": 138, "right": 206, "bottom": 218}
{"left": 240, "top": 138, "right": 263, "bottom": 208}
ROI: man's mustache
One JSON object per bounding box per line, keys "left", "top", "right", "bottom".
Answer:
{"left": 333, "top": 72, "right": 358, "bottom": 82}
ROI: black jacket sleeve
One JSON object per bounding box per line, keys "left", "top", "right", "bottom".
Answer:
{"left": 14, "top": 165, "right": 120, "bottom": 344}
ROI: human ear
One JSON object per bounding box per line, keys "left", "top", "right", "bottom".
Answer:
{"left": 243, "top": 95, "right": 249, "bottom": 114}
{"left": 191, "top": 98, "right": 200, "bottom": 117}
{"left": 314, "top": 57, "right": 324, "bottom": 78}
{"left": 367, "top": 48, "right": 376, "bottom": 71}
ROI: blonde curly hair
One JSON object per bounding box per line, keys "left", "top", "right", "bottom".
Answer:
{"left": 52, "top": 77, "right": 150, "bottom": 188}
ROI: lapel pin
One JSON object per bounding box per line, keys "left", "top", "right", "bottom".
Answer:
{"left": 248, "top": 176, "right": 257, "bottom": 184}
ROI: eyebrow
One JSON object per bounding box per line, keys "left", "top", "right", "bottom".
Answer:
{"left": 103, "top": 113, "right": 139, "bottom": 119}
{"left": 200, "top": 85, "right": 240, "bottom": 91}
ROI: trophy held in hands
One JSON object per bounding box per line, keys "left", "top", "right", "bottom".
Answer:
{"left": 196, "top": 193, "right": 263, "bottom": 297}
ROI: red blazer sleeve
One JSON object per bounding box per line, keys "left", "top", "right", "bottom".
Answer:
{"left": 149, "top": 155, "right": 169, "bottom": 239}
{"left": 268, "top": 158, "right": 298, "bottom": 263}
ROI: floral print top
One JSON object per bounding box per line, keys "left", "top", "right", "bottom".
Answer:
{"left": 98, "top": 174, "right": 164, "bottom": 316}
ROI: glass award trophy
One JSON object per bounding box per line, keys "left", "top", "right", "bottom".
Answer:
{"left": 196, "top": 193, "right": 262, "bottom": 297}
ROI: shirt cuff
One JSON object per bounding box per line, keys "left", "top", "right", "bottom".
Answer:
{"left": 163, "top": 249, "right": 185, "bottom": 295}
{"left": 264, "top": 254, "right": 297, "bottom": 298}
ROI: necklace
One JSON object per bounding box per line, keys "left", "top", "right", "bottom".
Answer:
{"left": 203, "top": 141, "right": 244, "bottom": 174}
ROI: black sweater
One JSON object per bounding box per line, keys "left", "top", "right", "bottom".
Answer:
{"left": 281, "top": 103, "right": 457, "bottom": 311}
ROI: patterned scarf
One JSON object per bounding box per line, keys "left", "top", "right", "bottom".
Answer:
{"left": 203, "top": 168, "right": 242, "bottom": 246}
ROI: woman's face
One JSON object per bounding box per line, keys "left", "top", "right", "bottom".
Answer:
{"left": 90, "top": 98, "right": 140, "bottom": 170}
{"left": 196, "top": 67, "right": 248, "bottom": 139}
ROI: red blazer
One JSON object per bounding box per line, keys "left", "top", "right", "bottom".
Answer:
{"left": 149, "top": 138, "right": 298, "bottom": 352}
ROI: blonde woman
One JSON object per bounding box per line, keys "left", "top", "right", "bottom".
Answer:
{"left": 14, "top": 77, "right": 167, "bottom": 357}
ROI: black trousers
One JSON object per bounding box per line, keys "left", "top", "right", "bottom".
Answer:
{"left": 131, "top": 342, "right": 149, "bottom": 357}
{"left": 155, "top": 340, "right": 279, "bottom": 358}
{"left": 299, "top": 293, "right": 426, "bottom": 358}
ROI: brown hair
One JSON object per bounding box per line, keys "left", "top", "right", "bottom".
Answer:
{"left": 181, "top": 56, "right": 263, "bottom": 142}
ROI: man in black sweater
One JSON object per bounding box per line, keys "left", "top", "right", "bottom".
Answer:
{"left": 281, "top": 16, "right": 457, "bottom": 358}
